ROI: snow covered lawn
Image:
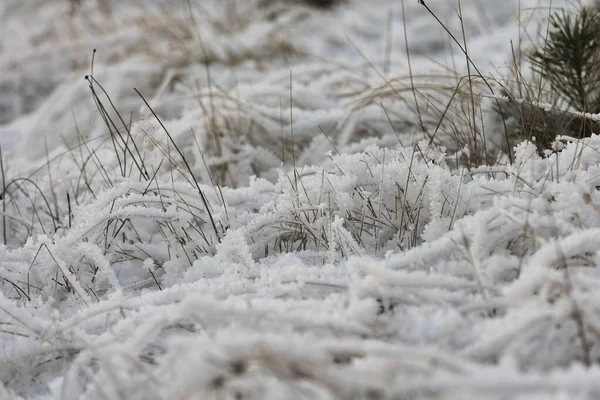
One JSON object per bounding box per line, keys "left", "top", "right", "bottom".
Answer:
{"left": 2, "top": 0, "right": 600, "bottom": 399}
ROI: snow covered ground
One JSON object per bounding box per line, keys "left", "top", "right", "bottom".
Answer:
{"left": 3, "top": 0, "right": 600, "bottom": 399}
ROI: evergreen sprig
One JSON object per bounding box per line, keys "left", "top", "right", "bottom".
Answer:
{"left": 529, "top": 8, "right": 600, "bottom": 113}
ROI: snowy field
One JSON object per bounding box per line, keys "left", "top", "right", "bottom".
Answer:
{"left": 3, "top": 0, "right": 600, "bottom": 399}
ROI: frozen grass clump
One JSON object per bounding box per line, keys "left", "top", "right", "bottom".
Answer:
{"left": 4, "top": 135, "right": 600, "bottom": 398}
{"left": 235, "top": 143, "right": 471, "bottom": 259}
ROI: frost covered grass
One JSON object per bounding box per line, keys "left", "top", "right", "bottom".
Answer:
{"left": 3, "top": 0, "right": 600, "bottom": 399}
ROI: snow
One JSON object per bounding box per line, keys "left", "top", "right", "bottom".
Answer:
{"left": 1, "top": 0, "right": 599, "bottom": 399}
